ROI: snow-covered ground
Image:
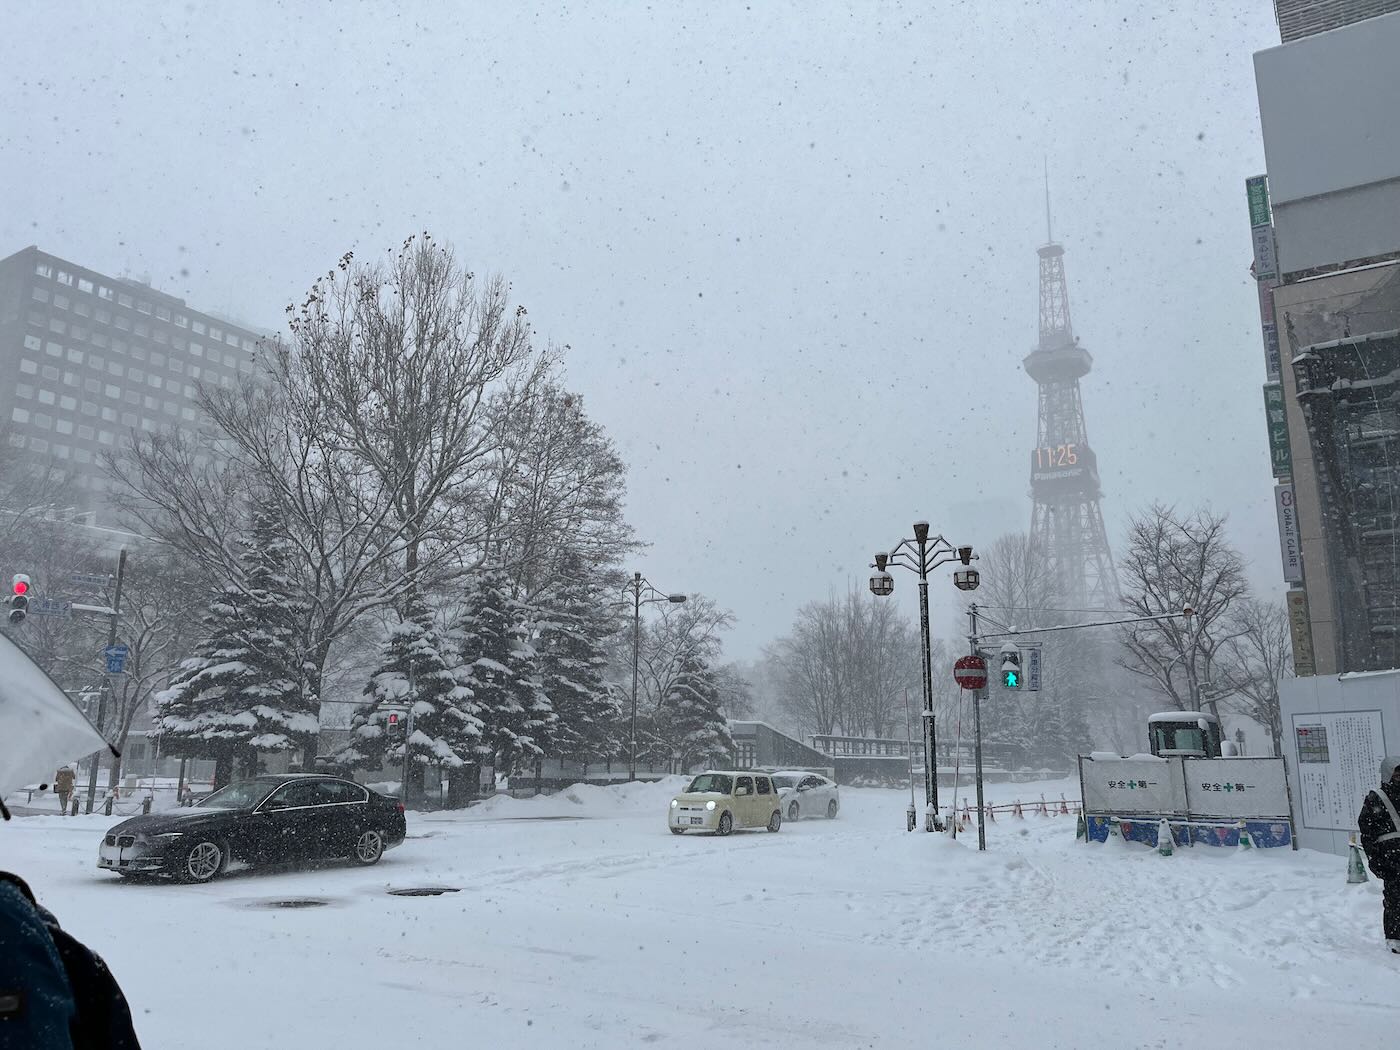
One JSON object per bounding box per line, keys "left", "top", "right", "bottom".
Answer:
{"left": 3, "top": 777, "right": 1397, "bottom": 1048}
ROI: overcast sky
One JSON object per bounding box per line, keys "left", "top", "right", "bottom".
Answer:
{"left": 2, "top": 2, "right": 1284, "bottom": 660}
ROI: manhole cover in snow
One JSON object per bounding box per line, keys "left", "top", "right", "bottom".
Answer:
{"left": 250, "top": 898, "right": 332, "bottom": 909}
{"left": 386, "top": 886, "right": 462, "bottom": 897}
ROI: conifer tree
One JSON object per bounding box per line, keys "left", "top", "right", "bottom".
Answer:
{"left": 662, "top": 647, "right": 735, "bottom": 772}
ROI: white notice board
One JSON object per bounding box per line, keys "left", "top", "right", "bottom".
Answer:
{"left": 1292, "top": 710, "right": 1385, "bottom": 831}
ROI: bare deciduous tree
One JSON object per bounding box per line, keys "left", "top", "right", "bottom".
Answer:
{"left": 1221, "top": 598, "right": 1291, "bottom": 756}
{"left": 1118, "top": 505, "right": 1250, "bottom": 717}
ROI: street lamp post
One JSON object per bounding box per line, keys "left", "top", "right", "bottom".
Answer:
{"left": 869, "top": 523, "right": 974, "bottom": 832}
{"left": 622, "top": 572, "right": 687, "bottom": 782}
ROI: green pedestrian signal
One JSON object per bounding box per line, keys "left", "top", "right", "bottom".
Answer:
{"left": 1002, "top": 669, "right": 1019, "bottom": 689}
{"left": 999, "top": 645, "right": 1022, "bottom": 689}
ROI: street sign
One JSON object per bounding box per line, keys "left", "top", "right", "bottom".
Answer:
{"left": 27, "top": 598, "right": 72, "bottom": 619}
{"left": 1026, "top": 647, "right": 1042, "bottom": 692}
{"left": 104, "top": 644, "right": 130, "bottom": 675}
{"left": 1246, "top": 175, "right": 1271, "bottom": 229}
{"left": 953, "top": 655, "right": 988, "bottom": 691}
{"left": 1275, "top": 484, "right": 1303, "bottom": 583}
{"left": 1263, "top": 383, "right": 1291, "bottom": 478}
{"left": 71, "top": 573, "right": 111, "bottom": 590}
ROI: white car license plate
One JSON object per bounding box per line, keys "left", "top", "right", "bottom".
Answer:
{"left": 689, "top": 817, "right": 703, "bottom": 825}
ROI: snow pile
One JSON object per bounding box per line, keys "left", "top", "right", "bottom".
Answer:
{"left": 454, "top": 776, "right": 689, "bottom": 821}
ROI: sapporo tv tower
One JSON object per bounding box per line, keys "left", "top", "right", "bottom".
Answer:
{"left": 1024, "top": 180, "right": 1119, "bottom": 610}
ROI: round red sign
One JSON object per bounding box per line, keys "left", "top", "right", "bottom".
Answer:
{"left": 953, "top": 654, "right": 988, "bottom": 690}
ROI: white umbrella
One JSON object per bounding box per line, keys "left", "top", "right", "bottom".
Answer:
{"left": 0, "top": 630, "right": 115, "bottom": 808}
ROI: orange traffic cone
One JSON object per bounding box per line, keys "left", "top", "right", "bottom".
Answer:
{"left": 987, "top": 804, "right": 996, "bottom": 823}
{"left": 1013, "top": 800, "right": 1024, "bottom": 818}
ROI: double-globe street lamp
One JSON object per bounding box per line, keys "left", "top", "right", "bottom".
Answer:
{"left": 868, "top": 522, "right": 974, "bottom": 832}
{"left": 622, "top": 572, "right": 687, "bottom": 781}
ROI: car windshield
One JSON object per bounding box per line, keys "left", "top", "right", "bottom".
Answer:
{"left": 685, "top": 774, "right": 733, "bottom": 795}
{"left": 195, "top": 781, "right": 274, "bottom": 810}
{"left": 772, "top": 776, "right": 797, "bottom": 789}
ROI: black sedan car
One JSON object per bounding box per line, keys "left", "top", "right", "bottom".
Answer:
{"left": 97, "top": 774, "right": 406, "bottom": 883}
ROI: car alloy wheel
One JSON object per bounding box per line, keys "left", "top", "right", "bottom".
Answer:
{"left": 767, "top": 810, "right": 782, "bottom": 833}
{"left": 827, "top": 800, "right": 839, "bottom": 819}
{"left": 716, "top": 811, "right": 733, "bottom": 836}
{"left": 669, "top": 826, "right": 686, "bottom": 835}
{"left": 354, "top": 830, "right": 386, "bottom": 865}
{"left": 182, "top": 840, "right": 224, "bottom": 883}
{"left": 788, "top": 801, "right": 800, "bottom": 821}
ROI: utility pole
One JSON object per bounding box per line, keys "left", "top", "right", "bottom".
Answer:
{"left": 85, "top": 547, "right": 126, "bottom": 814}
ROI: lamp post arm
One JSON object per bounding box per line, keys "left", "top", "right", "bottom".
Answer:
{"left": 972, "top": 610, "right": 1189, "bottom": 645}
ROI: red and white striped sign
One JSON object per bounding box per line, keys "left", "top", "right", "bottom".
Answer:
{"left": 953, "top": 655, "right": 987, "bottom": 690}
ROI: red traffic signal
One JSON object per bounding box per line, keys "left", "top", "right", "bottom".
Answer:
{"left": 387, "top": 712, "right": 400, "bottom": 728}
{"left": 9, "top": 574, "right": 31, "bottom": 625}
{"left": 12, "top": 574, "right": 30, "bottom": 596}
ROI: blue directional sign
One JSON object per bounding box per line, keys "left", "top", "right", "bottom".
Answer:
{"left": 104, "top": 644, "right": 130, "bottom": 674}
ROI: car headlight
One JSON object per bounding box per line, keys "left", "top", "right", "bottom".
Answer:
{"left": 670, "top": 799, "right": 679, "bottom": 808}
{"left": 705, "top": 800, "right": 716, "bottom": 811}
{"left": 150, "top": 832, "right": 185, "bottom": 840}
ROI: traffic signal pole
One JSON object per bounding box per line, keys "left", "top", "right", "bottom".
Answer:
{"left": 967, "top": 602, "right": 987, "bottom": 851}
{"left": 86, "top": 547, "right": 126, "bottom": 814}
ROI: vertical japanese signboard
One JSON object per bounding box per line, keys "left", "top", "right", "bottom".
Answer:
{"left": 1247, "top": 175, "right": 1282, "bottom": 381}
{"left": 1286, "top": 589, "right": 1315, "bottom": 676}
{"left": 1275, "top": 484, "right": 1303, "bottom": 582}
{"left": 1263, "top": 383, "right": 1291, "bottom": 478}
{"left": 1293, "top": 711, "right": 1385, "bottom": 831}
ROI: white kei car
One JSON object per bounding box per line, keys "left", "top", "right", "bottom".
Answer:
{"left": 771, "top": 771, "right": 840, "bottom": 821}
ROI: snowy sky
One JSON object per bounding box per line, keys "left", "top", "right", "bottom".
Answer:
{"left": 2, "top": 2, "right": 1282, "bottom": 660}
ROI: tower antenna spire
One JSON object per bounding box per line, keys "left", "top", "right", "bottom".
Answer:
{"left": 1044, "top": 157, "right": 1053, "bottom": 244}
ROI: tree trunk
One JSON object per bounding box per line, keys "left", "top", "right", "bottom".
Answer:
{"left": 213, "top": 751, "right": 235, "bottom": 789}
{"left": 446, "top": 763, "right": 478, "bottom": 808}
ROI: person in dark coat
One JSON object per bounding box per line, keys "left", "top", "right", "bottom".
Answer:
{"left": 1357, "top": 755, "right": 1400, "bottom": 953}
{"left": 0, "top": 872, "right": 142, "bottom": 1048}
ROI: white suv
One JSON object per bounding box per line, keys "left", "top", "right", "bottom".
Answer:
{"left": 771, "top": 771, "right": 840, "bottom": 821}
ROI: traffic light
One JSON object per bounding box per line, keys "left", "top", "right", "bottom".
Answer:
{"left": 386, "top": 711, "right": 401, "bottom": 733}
{"left": 8, "top": 574, "right": 30, "bottom": 626}
{"left": 999, "top": 643, "right": 1021, "bottom": 689}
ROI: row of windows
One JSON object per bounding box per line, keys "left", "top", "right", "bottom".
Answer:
{"left": 26, "top": 311, "right": 252, "bottom": 372}
{"left": 17, "top": 358, "right": 211, "bottom": 404}
{"left": 13, "top": 380, "right": 202, "bottom": 422}
{"left": 9, "top": 404, "right": 201, "bottom": 441}
{"left": 32, "top": 263, "right": 256, "bottom": 350}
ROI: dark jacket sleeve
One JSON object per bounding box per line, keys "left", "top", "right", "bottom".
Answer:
{"left": 0, "top": 880, "right": 76, "bottom": 1050}
{"left": 1359, "top": 790, "right": 1400, "bottom": 877}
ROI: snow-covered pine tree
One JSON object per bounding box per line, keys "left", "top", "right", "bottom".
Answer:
{"left": 662, "top": 647, "right": 736, "bottom": 773}
{"left": 156, "top": 504, "right": 314, "bottom": 787}
{"left": 343, "top": 593, "right": 481, "bottom": 806}
{"left": 460, "top": 568, "right": 552, "bottom": 779}
{"left": 534, "top": 554, "right": 621, "bottom": 772}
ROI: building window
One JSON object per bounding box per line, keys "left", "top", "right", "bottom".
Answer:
{"left": 91, "top": 332, "right": 107, "bottom": 348}
{"left": 84, "top": 379, "right": 100, "bottom": 394}
{"left": 129, "top": 368, "right": 144, "bottom": 383}
{"left": 120, "top": 412, "right": 136, "bottom": 427}
{"left": 58, "top": 395, "right": 76, "bottom": 411}
{"left": 40, "top": 366, "right": 59, "bottom": 381}
{"left": 52, "top": 444, "right": 69, "bottom": 459}
{"left": 124, "top": 391, "right": 140, "bottom": 406}
{"left": 52, "top": 294, "right": 69, "bottom": 311}
{"left": 130, "top": 345, "right": 146, "bottom": 361}
{"left": 151, "top": 352, "right": 166, "bottom": 367}
{"left": 100, "top": 408, "right": 116, "bottom": 422}
{"left": 163, "top": 402, "right": 178, "bottom": 416}
{"left": 142, "top": 395, "right": 158, "bottom": 410}
{"left": 140, "top": 419, "right": 156, "bottom": 433}
{"left": 170, "top": 359, "right": 184, "bottom": 374}
{"left": 62, "top": 372, "right": 78, "bottom": 387}
{"left": 95, "top": 308, "right": 110, "bottom": 325}
{"left": 181, "top": 407, "right": 196, "bottom": 421}
{"left": 19, "top": 359, "right": 38, "bottom": 375}
{"left": 56, "top": 271, "right": 73, "bottom": 286}
{"left": 8, "top": 434, "right": 25, "bottom": 449}
{"left": 192, "top": 320, "right": 206, "bottom": 335}
{"left": 34, "top": 263, "right": 52, "bottom": 278}
{"left": 55, "top": 419, "right": 73, "bottom": 435}
{"left": 98, "top": 430, "right": 114, "bottom": 445}
{"left": 107, "top": 362, "right": 123, "bottom": 377}
{"left": 73, "top": 448, "right": 92, "bottom": 464}
{"left": 183, "top": 385, "right": 196, "bottom": 398}
{"left": 88, "top": 354, "right": 104, "bottom": 371}
{"left": 33, "top": 413, "right": 52, "bottom": 430}
{"left": 208, "top": 326, "right": 222, "bottom": 341}
{"left": 48, "top": 319, "right": 65, "bottom": 334}
{"left": 116, "top": 293, "right": 133, "bottom": 308}
{"left": 136, "top": 301, "right": 151, "bottom": 315}
{"left": 134, "top": 322, "right": 149, "bottom": 338}
{"left": 111, "top": 339, "right": 127, "bottom": 355}
{"left": 188, "top": 366, "right": 200, "bottom": 380}
{"left": 69, "top": 326, "right": 88, "bottom": 343}
{"left": 44, "top": 342, "right": 61, "bottom": 358}
{"left": 78, "top": 278, "right": 93, "bottom": 294}
{"left": 174, "top": 314, "right": 188, "bottom": 328}
{"left": 156, "top": 305, "right": 171, "bottom": 321}
{"left": 98, "top": 285, "right": 113, "bottom": 301}
{"left": 23, "top": 335, "right": 41, "bottom": 352}
{"left": 153, "top": 329, "right": 168, "bottom": 344}
{"left": 104, "top": 384, "right": 120, "bottom": 400}
{"left": 31, "top": 287, "right": 49, "bottom": 302}
{"left": 73, "top": 301, "right": 91, "bottom": 318}
{"left": 27, "top": 311, "right": 45, "bottom": 326}
{"left": 164, "top": 378, "right": 179, "bottom": 393}
{"left": 28, "top": 438, "right": 47, "bottom": 454}
{"left": 238, "top": 360, "right": 252, "bottom": 375}
{"left": 114, "top": 316, "right": 130, "bottom": 331}
{"left": 189, "top": 342, "right": 203, "bottom": 357}
{"left": 148, "top": 375, "right": 162, "bottom": 390}
{"left": 80, "top": 403, "right": 96, "bottom": 418}
{"left": 66, "top": 348, "right": 83, "bottom": 364}
{"left": 14, "top": 384, "right": 33, "bottom": 400}
{"left": 37, "top": 389, "right": 55, "bottom": 406}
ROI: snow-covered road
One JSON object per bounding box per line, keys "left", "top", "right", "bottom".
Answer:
{"left": 3, "top": 778, "right": 1397, "bottom": 1048}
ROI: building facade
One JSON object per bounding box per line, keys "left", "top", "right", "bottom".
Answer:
{"left": 0, "top": 245, "right": 265, "bottom": 525}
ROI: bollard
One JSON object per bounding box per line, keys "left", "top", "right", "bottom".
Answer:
{"left": 1013, "top": 800, "right": 1024, "bottom": 819}
{"left": 1157, "top": 819, "right": 1174, "bottom": 857}
{"left": 70, "top": 798, "right": 79, "bottom": 817}
{"left": 142, "top": 797, "right": 152, "bottom": 816}
{"left": 1348, "top": 835, "right": 1370, "bottom": 884}
{"left": 103, "top": 794, "right": 113, "bottom": 817}
{"left": 1236, "top": 821, "right": 1254, "bottom": 852}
